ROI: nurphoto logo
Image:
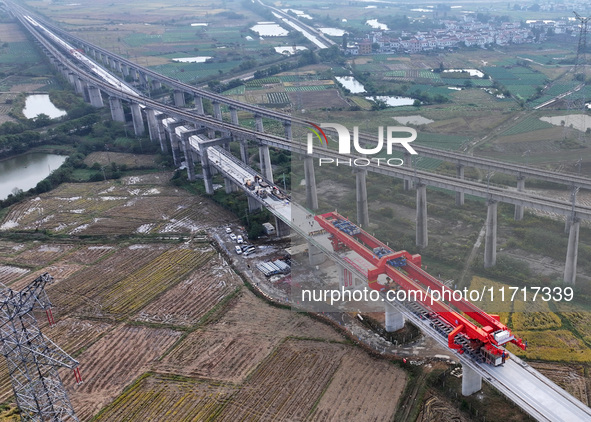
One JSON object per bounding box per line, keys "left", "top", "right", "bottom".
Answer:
{"left": 305, "top": 122, "right": 418, "bottom": 167}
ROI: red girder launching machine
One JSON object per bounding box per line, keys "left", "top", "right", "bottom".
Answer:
{"left": 315, "top": 211, "right": 526, "bottom": 363}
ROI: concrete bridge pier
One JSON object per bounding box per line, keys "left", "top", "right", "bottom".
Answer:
{"left": 224, "top": 177, "right": 236, "bottom": 193}
{"left": 385, "top": 302, "right": 405, "bottom": 332}
{"left": 66, "top": 72, "right": 76, "bottom": 87}
{"left": 130, "top": 102, "right": 145, "bottom": 136}
{"left": 87, "top": 85, "right": 104, "bottom": 108}
{"left": 139, "top": 72, "right": 149, "bottom": 86}
{"left": 355, "top": 168, "right": 369, "bottom": 227}
{"left": 154, "top": 114, "right": 169, "bottom": 153}
{"left": 484, "top": 200, "right": 498, "bottom": 268}
{"left": 565, "top": 216, "right": 572, "bottom": 234}
{"left": 514, "top": 176, "right": 525, "bottom": 221}
{"left": 122, "top": 64, "right": 130, "bottom": 78}
{"left": 145, "top": 108, "right": 160, "bottom": 143}
{"left": 308, "top": 242, "right": 325, "bottom": 266}
{"left": 110, "top": 58, "right": 119, "bottom": 72}
{"left": 259, "top": 144, "right": 273, "bottom": 182}
{"left": 404, "top": 152, "right": 412, "bottom": 191}
{"left": 255, "top": 114, "right": 264, "bottom": 132}
{"left": 275, "top": 216, "right": 290, "bottom": 237}
{"left": 133, "top": 68, "right": 141, "bottom": 81}
{"left": 564, "top": 217, "right": 580, "bottom": 284}
{"left": 230, "top": 107, "right": 239, "bottom": 125}
{"left": 213, "top": 101, "right": 222, "bottom": 121}
{"left": 194, "top": 95, "right": 204, "bottom": 115}
{"left": 180, "top": 132, "right": 198, "bottom": 182}
{"left": 165, "top": 122, "right": 184, "bottom": 167}
{"left": 75, "top": 77, "right": 87, "bottom": 99}
{"left": 416, "top": 183, "right": 428, "bottom": 248}
{"left": 304, "top": 155, "right": 318, "bottom": 210}
{"left": 240, "top": 140, "right": 249, "bottom": 165}
{"left": 284, "top": 122, "right": 292, "bottom": 140}
{"left": 462, "top": 364, "right": 482, "bottom": 396}
{"left": 337, "top": 263, "right": 352, "bottom": 288}
{"left": 109, "top": 96, "right": 126, "bottom": 122}
{"left": 173, "top": 90, "right": 185, "bottom": 107}
{"left": 200, "top": 149, "right": 214, "bottom": 195}
{"left": 247, "top": 196, "right": 262, "bottom": 212}
{"left": 152, "top": 80, "right": 162, "bottom": 90}
{"left": 456, "top": 164, "right": 465, "bottom": 206}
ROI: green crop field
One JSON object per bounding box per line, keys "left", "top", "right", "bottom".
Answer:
{"left": 245, "top": 77, "right": 281, "bottom": 87}
{"left": 266, "top": 92, "right": 290, "bottom": 104}
{"left": 499, "top": 116, "right": 554, "bottom": 137}
{"left": 223, "top": 85, "right": 246, "bottom": 95}
{"left": 284, "top": 85, "right": 331, "bottom": 92}
{"left": 150, "top": 60, "right": 242, "bottom": 82}
{"left": 0, "top": 42, "right": 42, "bottom": 64}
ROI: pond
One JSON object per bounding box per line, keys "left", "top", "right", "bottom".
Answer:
{"left": 0, "top": 153, "right": 67, "bottom": 200}
{"left": 442, "top": 69, "right": 485, "bottom": 78}
{"left": 540, "top": 114, "right": 591, "bottom": 133}
{"left": 335, "top": 76, "right": 366, "bottom": 93}
{"left": 22, "top": 94, "right": 67, "bottom": 119}
{"left": 366, "top": 96, "right": 417, "bottom": 107}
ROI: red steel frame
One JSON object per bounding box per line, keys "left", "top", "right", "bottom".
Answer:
{"left": 315, "top": 211, "right": 527, "bottom": 355}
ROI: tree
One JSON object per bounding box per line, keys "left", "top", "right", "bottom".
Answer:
{"left": 33, "top": 113, "right": 52, "bottom": 128}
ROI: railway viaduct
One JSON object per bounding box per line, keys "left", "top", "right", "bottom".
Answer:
{"left": 7, "top": 4, "right": 591, "bottom": 419}
{"left": 7, "top": 1, "right": 591, "bottom": 288}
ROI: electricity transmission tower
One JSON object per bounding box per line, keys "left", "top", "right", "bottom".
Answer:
{"left": 0, "top": 273, "right": 81, "bottom": 421}
{"left": 562, "top": 12, "right": 590, "bottom": 142}
{"left": 573, "top": 11, "right": 589, "bottom": 79}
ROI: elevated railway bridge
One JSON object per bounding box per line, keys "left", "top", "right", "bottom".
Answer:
{"left": 6, "top": 4, "right": 591, "bottom": 420}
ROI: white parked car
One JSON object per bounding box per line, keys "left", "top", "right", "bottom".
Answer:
{"left": 237, "top": 235, "right": 243, "bottom": 244}
{"left": 225, "top": 227, "right": 232, "bottom": 234}
{"left": 230, "top": 233, "right": 237, "bottom": 241}
{"left": 234, "top": 245, "right": 242, "bottom": 254}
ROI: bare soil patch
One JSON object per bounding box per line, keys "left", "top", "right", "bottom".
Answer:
{"left": 158, "top": 289, "right": 344, "bottom": 382}
{"left": 0, "top": 264, "right": 30, "bottom": 286}
{"left": 61, "top": 325, "right": 181, "bottom": 421}
{"left": 10, "top": 243, "right": 75, "bottom": 268}
{"left": 134, "top": 250, "right": 239, "bottom": 326}
{"left": 0, "top": 23, "right": 29, "bottom": 42}
{"left": 216, "top": 339, "right": 347, "bottom": 421}
{"left": 530, "top": 362, "right": 589, "bottom": 405}
{"left": 84, "top": 152, "right": 157, "bottom": 169}
{"left": 287, "top": 89, "right": 349, "bottom": 109}
{"left": 310, "top": 350, "right": 406, "bottom": 421}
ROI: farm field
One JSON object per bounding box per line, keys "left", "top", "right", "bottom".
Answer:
{"left": 310, "top": 350, "right": 407, "bottom": 421}
{"left": 83, "top": 152, "right": 158, "bottom": 169}
{"left": 158, "top": 289, "right": 345, "bottom": 382}
{"left": 215, "top": 339, "right": 347, "bottom": 421}
{"left": 0, "top": 172, "right": 236, "bottom": 236}
{"left": 93, "top": 374, "right": 236, "bottom": 422}
{"left": 134, "top": 252, "right": 240, "bottom": 327}
{"left": 61, "top": 325, "right": 182, "bottom": 421}
{"left": 0, "top": 168, "right": 408, "bottom": 421}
